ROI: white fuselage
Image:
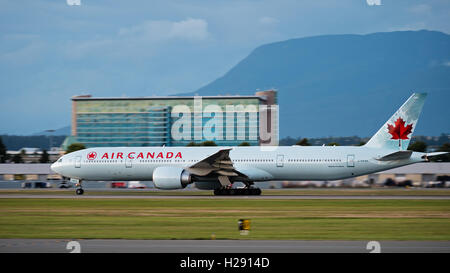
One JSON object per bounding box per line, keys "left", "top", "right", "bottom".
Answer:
{"left": 51, "top": 146, "right": 424, "bottom": 182}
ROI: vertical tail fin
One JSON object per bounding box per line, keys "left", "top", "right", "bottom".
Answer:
{"left": 365, "top": 93, "right": 427, "bottom": 150}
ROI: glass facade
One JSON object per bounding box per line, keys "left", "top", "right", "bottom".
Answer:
{"left": 71, "top": 96, "right": 266, "bottom": 148}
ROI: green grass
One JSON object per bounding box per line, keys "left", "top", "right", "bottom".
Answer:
{"left": 0, "top": 198, "right": 449, "bottom": 240}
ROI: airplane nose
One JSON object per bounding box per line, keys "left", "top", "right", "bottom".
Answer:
{"left": 51, "top": 162, "right": 59, "bottom": 173}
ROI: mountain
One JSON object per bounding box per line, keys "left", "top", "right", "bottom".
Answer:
{"left": 33, "top": 126, "right": 71, "bottom": 136}
{"left": 0, "top": 135, "right": 67, "bottom": 150}
{"left": 188, "top": 30, "right": 450, "bottom": 138}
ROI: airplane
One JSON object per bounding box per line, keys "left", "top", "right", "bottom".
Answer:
{"left": 51, "top": 93, "right": 447, "bottom": 195}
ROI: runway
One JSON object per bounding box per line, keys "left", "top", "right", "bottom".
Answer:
{"left": 0, "top": 194, "right": 449, "bottom": 199}
{"left": 1, "top": 239, "right": 449, "bottom": 253}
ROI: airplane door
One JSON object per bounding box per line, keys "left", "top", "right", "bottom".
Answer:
{"left": 276, "top": 154, "right": 284, "bottom": 167}
{"left": 125, "top": 158, "right": 132, "bottom": 168}
{"left": 75, "top": 156, "right": 81, "bottom": 168}
{"left": 347, "top": 154, "right": 355, "bottom": 167}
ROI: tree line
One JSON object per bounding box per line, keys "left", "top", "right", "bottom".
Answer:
{"left": 291, "top": 138, "right": 449, "bottom": 162}
{"left": 280, "top": 134, "right": 450, "bottom": 147}
{"left": 0, "top": 135, "right": 67, "bottom": 150}
{"left": 1, "top": 136, "right": 448, "bottom": 163}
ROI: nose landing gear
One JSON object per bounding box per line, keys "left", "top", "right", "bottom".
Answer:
{"left": 71, "top": 179, "right": 84, "bottom": 195}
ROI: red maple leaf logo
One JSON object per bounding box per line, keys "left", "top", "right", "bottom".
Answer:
{"left": 87, "top": 152, "right": 97, "bottom": 160}
{"left": 387, "top": 118, "right": 413, "bottom": 147}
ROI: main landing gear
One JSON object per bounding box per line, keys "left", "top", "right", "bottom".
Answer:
{"left": 213, "top": 187, "right": 262, "bottom": 196}
{"left": 214, "top": 181, "right": 262, "bottom": 196}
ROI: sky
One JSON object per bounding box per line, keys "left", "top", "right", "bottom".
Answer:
{"left": 0, "top": 0, "right": 449, "bottom": 135}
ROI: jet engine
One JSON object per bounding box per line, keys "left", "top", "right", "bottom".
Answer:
{"left": 152, "top": 167, "right": 192, "bottom": 189}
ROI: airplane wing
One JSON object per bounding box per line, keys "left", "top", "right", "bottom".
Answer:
{"left": 186, "top": 148, "right": 243, "bottom": 178}
{"left": 376, "top": 150, "right": 412, "bottom": 161}
{"left": 186, "top": 148, "right": 273, "bottom": 186}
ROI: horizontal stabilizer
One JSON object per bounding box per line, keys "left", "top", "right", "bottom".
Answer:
{"left": 426, "top": 152, "right": 448, "bottom": 157}
{"left": 376, "top": 150, "right": 412, "bottom": 161}
{"left": 421, "top": 152, "right": 449, "bottom": 160}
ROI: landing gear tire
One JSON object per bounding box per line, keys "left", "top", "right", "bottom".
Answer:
{"left": 76, "top": 188, "right": 84, "bottom": 195}
{"left": 251, "top": 188, "right": 262, "bottom": 195}
{"left": 214, "top": 187, "right": 261, "bottom": 196}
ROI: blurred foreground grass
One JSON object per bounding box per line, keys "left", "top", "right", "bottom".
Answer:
{"left": 0, "top": 198, "right": 449, "bottom": 240}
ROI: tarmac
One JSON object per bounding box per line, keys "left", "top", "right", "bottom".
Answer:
{"left": 1, "top": 239, "right": 449, "bottom": 253}
{"left": 0, "top": 194, "right": 449, "bottom": 199}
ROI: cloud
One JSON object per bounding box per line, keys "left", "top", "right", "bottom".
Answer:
{"left": 258, "top": 16, "right": 279, "bottom": 26}
{"left": 0, "top": 34, "right": 46, "bottom": 65}
{"left": 64, "top": 38, "right": 114, "bottom": 59}
{"left": 408, "top": 4, "right": 432, "bottom": 14}
{"left": 387, "top": 22, "right": 427, "bottom": 32}
{"left": 118, "top": 18, "right": 209, "bottom": 42}
{"left": 63, "top": 18, "right": 210, "bottom": 60}
{"left": 170, "top": 18, "right": 209, "bottom": 40}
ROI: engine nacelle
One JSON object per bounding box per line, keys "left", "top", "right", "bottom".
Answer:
{"left": 152, "top": 167, "right": 192, "bottom": 190}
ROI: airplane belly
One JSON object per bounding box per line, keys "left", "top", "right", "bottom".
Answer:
{"left": 268, "top": 163, "right": 361, "bottom": 181}
{"left": 78, "top": 162, "right": 155, "bottom": 181}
